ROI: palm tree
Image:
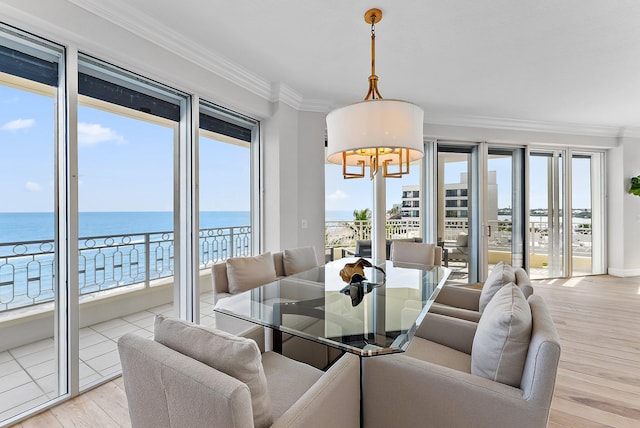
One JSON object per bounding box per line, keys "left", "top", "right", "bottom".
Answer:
{"left": 352, "top": 208, "right": 371, "bottom": 240}
{"left": 353, "top": 208, "right": 371, "bottom": 221}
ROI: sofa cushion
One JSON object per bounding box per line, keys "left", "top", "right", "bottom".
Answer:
{"left": 472, "top": 283, "right": 532, "bottom": 387}
{"left": 479, "top": 261, "right": 516, "bottom": 312}
{"left": 283, "top": 247, "right": 318, "bottom": 276}
{"left": 226, "top": 252, "right": 277, "bottom": 294}
{"left": 154, "top": 315, "right": 273, "bottom": 428}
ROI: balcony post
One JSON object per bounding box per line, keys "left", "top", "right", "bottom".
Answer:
{"left": 229, "top": 228, "right": 235, "bottom": 258}
{"left": 144, "top": 233, "right": 150, "bottom": 288}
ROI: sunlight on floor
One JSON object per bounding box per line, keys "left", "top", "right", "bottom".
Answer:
{"left": 560, "top": 277, "right": 585, "bottom": 288}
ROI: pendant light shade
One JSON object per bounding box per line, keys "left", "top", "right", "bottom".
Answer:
{"left": 325, "top": 8, "right": 424, "bottom": 179}
{"left": 326, "top": 99, "right": 424, "bottom": 165}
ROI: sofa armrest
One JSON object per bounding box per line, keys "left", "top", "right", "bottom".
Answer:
{"left": 414, "top": 312, "right": 477, "bottom": 354}
{"left": 435, "top": 285, "right": 481, "bottom": 311}
{"left": 363, "top": 354, "right": 547, "bottom": 428}
{"left": 272, "top": 353, "right": 360, "bottom": 428}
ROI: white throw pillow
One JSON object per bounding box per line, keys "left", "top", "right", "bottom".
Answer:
{"left": 283, "top": 246, "right": 318, "bottom": 275}
{"left": 154, "top": 315, "right": 273, "bottom": 428}
{"left": 471, "top": 283, "right": 532, "bottom": 388}
{"left": 226, "top": 252, "right": 277, "bottom": 294}
{"left": 479, "top": 261, "right": 516, "bottom": 312}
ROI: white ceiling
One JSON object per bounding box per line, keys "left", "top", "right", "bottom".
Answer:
{"left": 71, "top": 0, "right": 640, "bottom": 132}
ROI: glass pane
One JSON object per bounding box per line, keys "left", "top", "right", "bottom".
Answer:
{"left": 387, "top": 161, "right": 421, "bottom": 242}
{"left": 487, "top": 154, "right": 513, "bottom": 268}
{"left": 572, "top": 156, "right": 592, "bottom": 275}
{"left": 529, "top": 153, "right": 564, "bottom": 279}
{"left": 77, "top": 58, "right": 181, "bottom": 390}
{"left": 0, "top": 40, "right": 61, "bottom": 422}
{"left": 198, "top": 117, "right": 252, "bottom": 329}
{"left": 324, "top": 164, "right": 373, "bottom": 259}
{"left": 438, "top": 151, "right": 471, "bottom": 283}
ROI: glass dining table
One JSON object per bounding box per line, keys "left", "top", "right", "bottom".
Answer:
{"left": 214, "top": 257, "right": 451, "bottom": 357}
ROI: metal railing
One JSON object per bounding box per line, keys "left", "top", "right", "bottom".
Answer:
{"left": 0, "top": 226, "right": 251, "bottom": 312}
{"left": 325, "top": 219, "right": 421, "bottom": 248}
{"left": 326, "top": 218, "right": 592, "bottom": 256}
{"left": 0, "top": 217, "right": 593, "bottom": 313}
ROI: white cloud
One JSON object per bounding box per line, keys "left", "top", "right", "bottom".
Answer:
{"left": 327, "top": 190, "right": 349, "bottom": 201}
{"left": 25, "top": 181, "right": 42, "bottom": 192}
{"left": 1, "top": 118, "right": 35, "bottom": 131}
{"left": 78, "top": 122, "right": 125, "bottom": 145}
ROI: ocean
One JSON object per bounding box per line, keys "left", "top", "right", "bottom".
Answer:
{"left": 0, "top": 210, "right": 355, "bottom": 244}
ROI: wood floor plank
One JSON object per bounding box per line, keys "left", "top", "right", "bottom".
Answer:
{"left": 83, "top": 382, "right": 131, "bottom": 428}
{"left": 49, "top": 393, "right": 120, "bottom": 428}
{"left": 14, "top": 273, "right": 640, "bottom": 427}
{"left": 18, "top": 410, "right": 63, "bottom": 428}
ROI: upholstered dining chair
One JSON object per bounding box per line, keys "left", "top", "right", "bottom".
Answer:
{"left": 118, "top": 315, "right": 360, "bottom": 428}
{"left": 210, "top": 250, "right": 336, "bottom": 369}
{"left": 429, "top": 261, "right": 533, "bottom": 322}
{"left": 390, "top": 241, "right": 443, "bottom": 266}
{"left": 363, "top": 286, "right": 561, "bottom": 428}
{"left": 447, "top": 232, "right": 469, "bottom": 266}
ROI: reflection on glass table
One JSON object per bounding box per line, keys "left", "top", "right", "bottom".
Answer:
{"left": 214, "top": 258, "right": 450, "bottom": 356}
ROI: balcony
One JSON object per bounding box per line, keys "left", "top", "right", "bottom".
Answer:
{"left": 0, "top": 219, "right": 593, "bottom": 423}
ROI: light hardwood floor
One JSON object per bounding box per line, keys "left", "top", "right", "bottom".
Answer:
{"left": 11, "top": 274, "right": 640, "bottom": 428}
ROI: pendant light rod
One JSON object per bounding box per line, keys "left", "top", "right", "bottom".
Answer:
{"left": 364, "top": 8, "right": 382, "bottom": 101}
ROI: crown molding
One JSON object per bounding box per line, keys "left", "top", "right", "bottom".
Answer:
{"left": 618, "top": 127, "right": 640, "bottom": 139}
{"left": 425, "top": 113, "right": 623, "bottom": 138}
{"left": 270, "top": 83, "right": 303, "bottom": 110}
{"left": 67, "top": 0, "right": 273, "bottom": 100}
{"left": 299, "top": 99, "right": 333, "bottom": 113}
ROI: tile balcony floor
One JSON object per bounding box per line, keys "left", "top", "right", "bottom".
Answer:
{"left": 0, "top": 292, "right": 217, "bottom": 424}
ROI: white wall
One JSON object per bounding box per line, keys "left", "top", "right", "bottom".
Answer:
{"left": 297, "top": 111, "right": 327, "bottom": 262}
{"left": 608, "top": 136, "right": 640, "bottom": 276}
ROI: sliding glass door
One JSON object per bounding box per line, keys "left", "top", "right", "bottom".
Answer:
{"left": 486, "top": 148, "right": 526, "bottom": 272}
{"left": 0, "top": 26, "right": 65, "bottom": 423}
{"left": 76, "top": 55, "right": 188, "bottom": 390}
{"left": 436, "top": 144, "right": 478, "bottom": 284}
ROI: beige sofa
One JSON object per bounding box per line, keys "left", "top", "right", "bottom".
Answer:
{"left": 362, "top": 290, "right": 561, "bottom": 428}
{"left": 118, "top": 316, "right": 360, "bottom": 428}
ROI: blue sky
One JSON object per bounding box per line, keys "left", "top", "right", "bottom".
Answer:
{"left": 2, "top": 84, "right": 589, "bottom": 214}
{"left": 1, "top": 85, "right": 250, "bottom": 212}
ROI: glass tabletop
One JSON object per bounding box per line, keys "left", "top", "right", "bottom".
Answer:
{"left": 214, "top": 258, "right": 451, "bottom": 356}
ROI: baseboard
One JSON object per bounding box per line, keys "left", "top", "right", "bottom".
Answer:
{"left": 607, "top": 267, "right": 640, "bottom": 277}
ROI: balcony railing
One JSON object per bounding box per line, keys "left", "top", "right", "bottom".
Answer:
{"left": 0, "top": 218, "right": 592, "bottom": 313}
{"left": 0, "top": 226, "right": 251, "bottom": 312}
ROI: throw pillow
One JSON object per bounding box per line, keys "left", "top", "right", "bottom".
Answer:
{"left": 154, "top": 315, "right": 273, "bottom": 428}
{"left": 479, "top": 261, "right": 516, "bottom": 312}
{"left": 471, "top": 283, "right": 532, "bottom": 387}
{"left": 283, "top": 246, "right": 318, "bottom": 275}
{"left": 226, "top": 252, "right": 277, "bottom": 294}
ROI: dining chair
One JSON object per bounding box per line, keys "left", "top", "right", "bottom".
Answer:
{"left": 390, "top": 241, "right": 443, "bottom": 266}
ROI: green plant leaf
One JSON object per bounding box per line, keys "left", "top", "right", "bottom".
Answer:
{"left": 629, "top": 176, "right": 640, "bottom": 196}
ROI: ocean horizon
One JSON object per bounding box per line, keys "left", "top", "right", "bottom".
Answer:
{"left": 0, "top": 210, "right": 356, "bottom": 244}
